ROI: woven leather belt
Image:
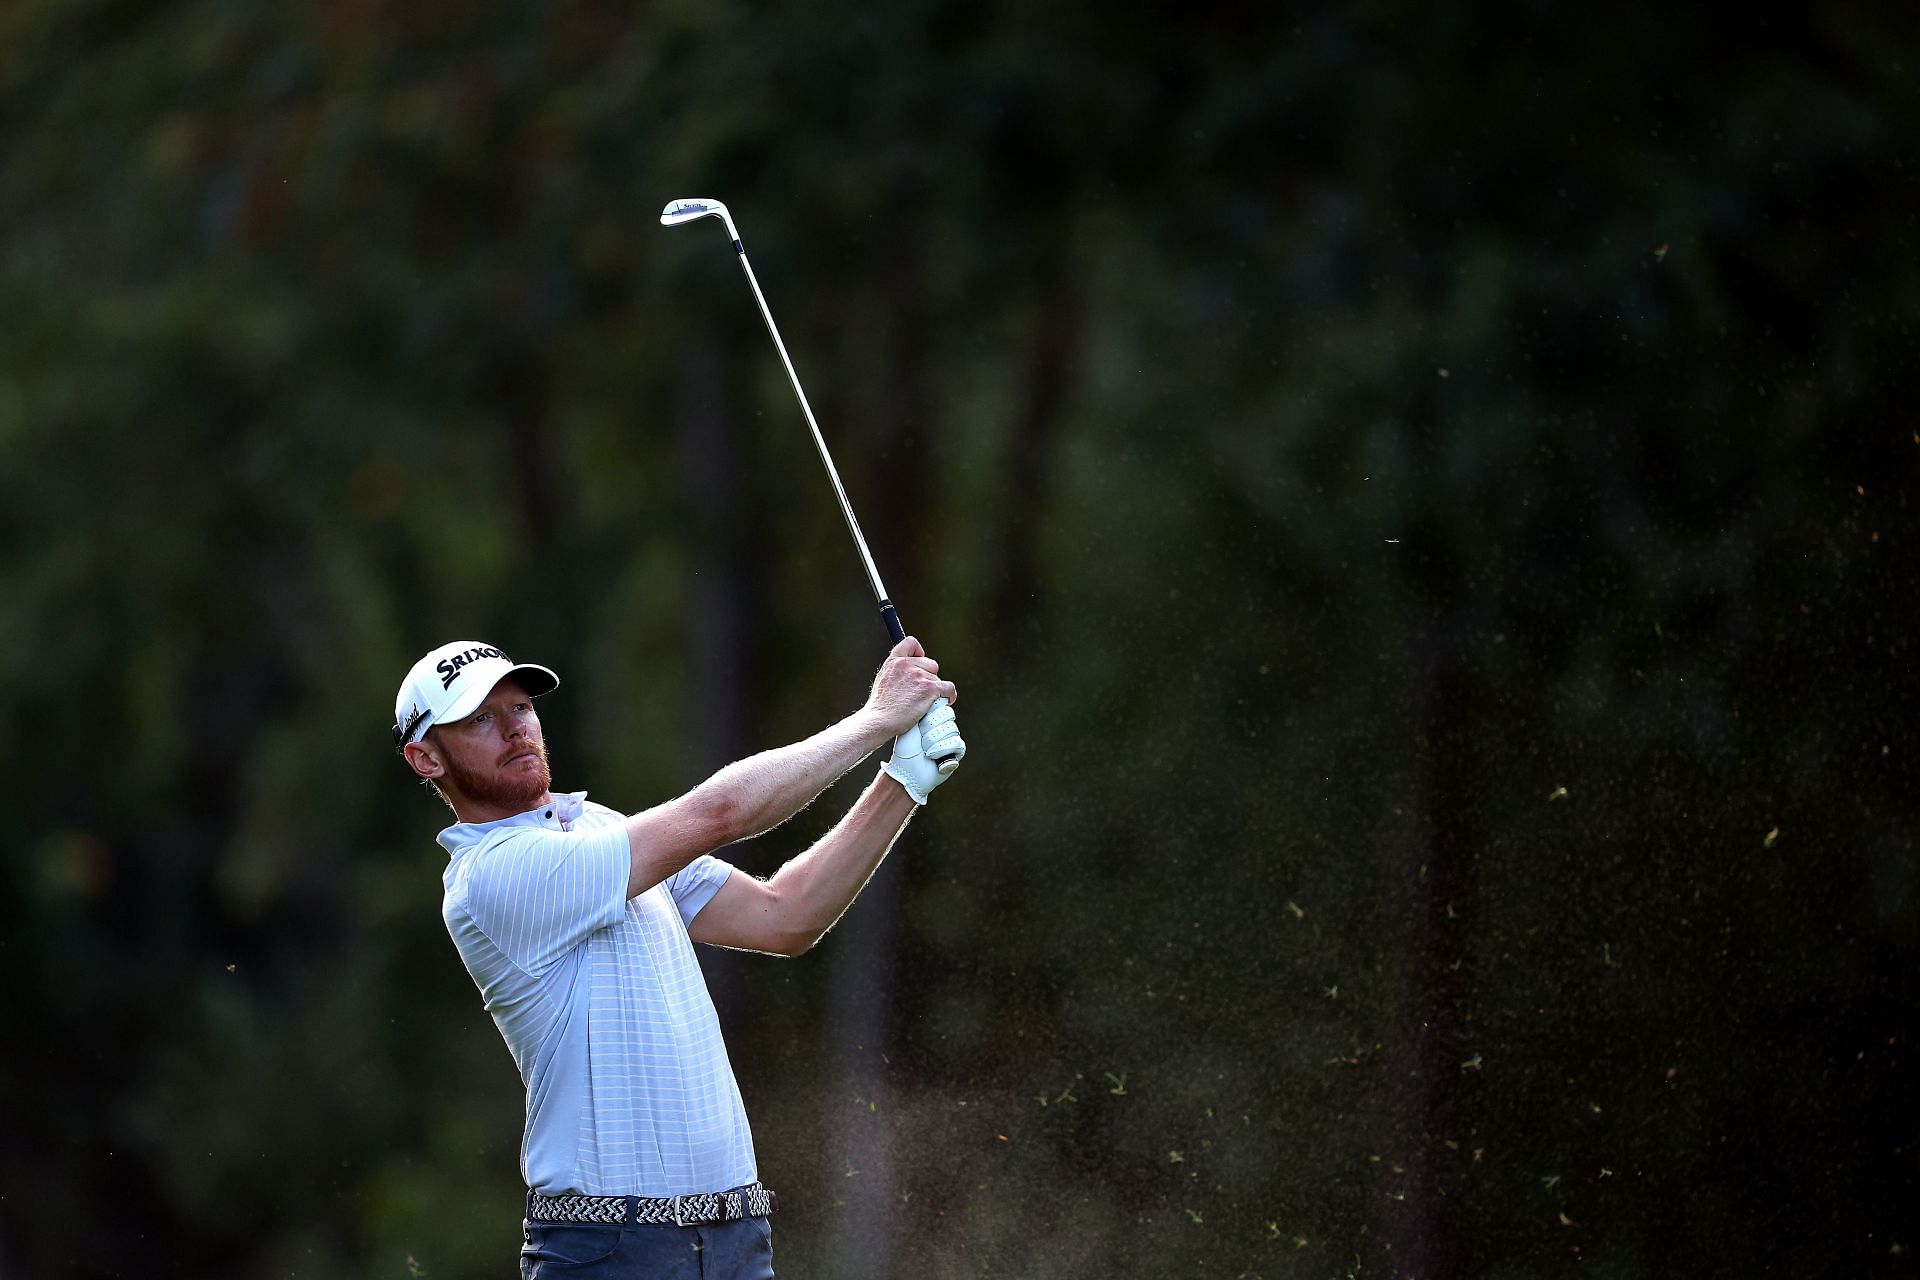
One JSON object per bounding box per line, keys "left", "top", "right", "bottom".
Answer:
{"left": 527, "top": 1184, "right": 776, "bottom": 1228}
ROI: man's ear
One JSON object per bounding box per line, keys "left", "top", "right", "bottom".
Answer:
{"left": 403, "top": 738, "right": 446, "bottom": 780}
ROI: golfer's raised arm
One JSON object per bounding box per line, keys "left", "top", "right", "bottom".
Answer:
{"left": 620, "top": 637, "right": 954, "bottom": 899}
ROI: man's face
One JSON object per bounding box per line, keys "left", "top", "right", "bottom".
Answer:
{"left": 419, "top": 678, "right": 552, "bottom": 819}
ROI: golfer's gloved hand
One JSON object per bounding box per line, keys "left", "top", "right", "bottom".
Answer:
{"left": 882, "top": 698, "right": 965, "bottom": 805}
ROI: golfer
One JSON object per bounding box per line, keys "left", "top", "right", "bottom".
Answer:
{"left": 392, "top": 636, "right": 964, "bottom": 1278}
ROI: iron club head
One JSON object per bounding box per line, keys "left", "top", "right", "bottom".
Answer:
{"left": 660, "top": 198, "right": 739, "bottom": 243}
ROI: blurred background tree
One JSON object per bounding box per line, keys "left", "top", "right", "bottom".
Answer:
{"left": 1, "top": 1, "right": 1914, "bottom": 1277}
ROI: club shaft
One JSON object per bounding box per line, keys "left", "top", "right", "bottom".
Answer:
{"left": 730, "top": 241, "right": 905, "bottom": 641}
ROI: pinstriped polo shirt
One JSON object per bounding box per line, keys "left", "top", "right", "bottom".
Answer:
{"left": 438, "top": 791, "right": 757, "bottom": 1197}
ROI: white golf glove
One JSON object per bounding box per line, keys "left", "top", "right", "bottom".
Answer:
{"left": 881, "top": 698, "right": 966, "bottom": 805}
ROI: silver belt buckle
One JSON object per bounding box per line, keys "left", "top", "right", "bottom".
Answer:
{"left": 671, "top": 1195, "right": 688, "bottom": 1227}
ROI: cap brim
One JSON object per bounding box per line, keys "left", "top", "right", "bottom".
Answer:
{"left": 506, "top": 663, "right": 560, "bottom": 698}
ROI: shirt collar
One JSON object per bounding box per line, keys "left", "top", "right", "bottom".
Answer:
{"left": 437, "top": 790, "right": 590, "bottom": 855}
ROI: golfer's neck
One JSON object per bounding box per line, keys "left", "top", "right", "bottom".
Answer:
{"left": 452, "top": 789, "right": 556, "bottom": 825}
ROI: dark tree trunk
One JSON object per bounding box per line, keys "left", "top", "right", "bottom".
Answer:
{"left": 680, "top": 332, "right": 755, "bottom": 1015}
{"left": 1383, "top": 611, "right": 1482, "bottom": 1278}
{"left": 824, "top": 235, "right": 937, "bottom": 1278}
{"left": 498, "top": 353, "right": 558, "bottom": 550}
{"left": 985, "top": 256, "right": 1080, "bottom": 667}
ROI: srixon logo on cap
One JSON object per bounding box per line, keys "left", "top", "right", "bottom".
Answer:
{"left": 438, "top": 646, "right": 508, "bottom": 689}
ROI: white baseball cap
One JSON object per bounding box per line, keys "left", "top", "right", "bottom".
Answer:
{"left": 392, "top": 640, "right": 560, "bottom": 748}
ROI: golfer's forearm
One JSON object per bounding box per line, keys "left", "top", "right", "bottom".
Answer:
{"left": 766, "top": 771, "right": 916, "bottom": 946}
{"left": 702, "top": 711, "right": 894, "bottom": 843}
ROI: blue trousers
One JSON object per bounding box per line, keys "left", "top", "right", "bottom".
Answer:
{"left": 520, "top": 1215, "right": 775, "bottom": 1279}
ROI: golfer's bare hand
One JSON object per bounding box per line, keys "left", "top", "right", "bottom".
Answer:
{"left": 865, "top": 636, "right": 958, "bottom": 737}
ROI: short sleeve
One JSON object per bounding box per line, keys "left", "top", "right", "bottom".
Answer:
{"left": 665, "top": 855, "right": 735, "bottom": 926}
{"left": 460, "top": 825, "right": 630, "bottom": 974}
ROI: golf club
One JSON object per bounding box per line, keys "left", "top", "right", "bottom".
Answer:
{"left": 660, "top": 196, "right": 961, "bottom": 774}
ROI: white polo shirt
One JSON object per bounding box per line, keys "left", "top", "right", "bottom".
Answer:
{"left": 438, "top": 791, "right": 757, "bottom": 1197}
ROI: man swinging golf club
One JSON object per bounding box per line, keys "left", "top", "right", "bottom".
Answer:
{"left": 398, "top": 195, "right": 964, "bottom": 1276}
{"left": 394, "top": 635, "right": 963, "bottom": 1278}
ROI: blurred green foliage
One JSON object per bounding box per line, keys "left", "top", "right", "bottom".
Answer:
{"left": 2, "top": 1, "right": 1915, "bottom": 1277}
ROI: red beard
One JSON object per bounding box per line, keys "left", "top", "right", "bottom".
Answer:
{"left": 445, "top": 736, "right": 553, "bottom": 814}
